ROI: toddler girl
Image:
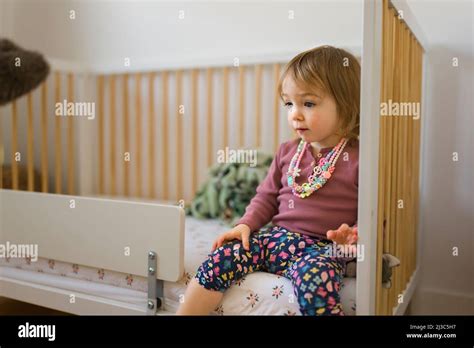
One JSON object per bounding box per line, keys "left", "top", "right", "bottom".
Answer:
{"left": 177, "top": 45, "right": 360, "bottom": 316}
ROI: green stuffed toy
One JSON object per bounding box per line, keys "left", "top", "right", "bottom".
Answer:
{"left": 186, "top": 150, "right": 273, "bottom": 226}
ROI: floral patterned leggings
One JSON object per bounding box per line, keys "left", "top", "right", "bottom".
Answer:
{"left": 195, "top": 225, "right": 346, "bottom": 315}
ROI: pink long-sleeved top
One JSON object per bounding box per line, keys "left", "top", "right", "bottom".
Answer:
{"left": 236, "top": 137, "right": 359, "bottom": 241}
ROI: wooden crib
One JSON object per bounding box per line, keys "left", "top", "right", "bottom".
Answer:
{"left": 0, "top": 0, "right": 426, "bottom": 315}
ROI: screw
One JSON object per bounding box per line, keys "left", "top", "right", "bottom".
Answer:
{"left": 148, "top": 251, "right": 155, "bottom": 260}
{"left": 148, "top": 300, "right": 154, "bottom": 309}
{"left": 149, "top": 267, "right": 155, "bottom": 275}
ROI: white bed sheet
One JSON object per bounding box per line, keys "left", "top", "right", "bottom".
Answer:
{"left": 0, "top": 217, "right": 356, "bottom": 315}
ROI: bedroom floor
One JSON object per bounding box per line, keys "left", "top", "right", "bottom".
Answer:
{"left": 0, "top": 296, "right": 70, "bottom": 315}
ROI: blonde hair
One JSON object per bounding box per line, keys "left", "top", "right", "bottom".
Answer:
{"left": 277, "top": 45, "right": 360, "bottom": 142}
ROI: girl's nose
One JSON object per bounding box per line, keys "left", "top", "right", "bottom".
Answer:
{"left": 291, "top": 109, "right": 304, "bottom": 121}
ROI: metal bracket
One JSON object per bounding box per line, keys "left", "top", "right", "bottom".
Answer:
{"left": 147, "top": 251, "right": 164, "bottom": 315}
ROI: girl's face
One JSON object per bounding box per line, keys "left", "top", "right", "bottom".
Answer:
{"left": 282, "top": 75, "right": 342, "bottom": 146}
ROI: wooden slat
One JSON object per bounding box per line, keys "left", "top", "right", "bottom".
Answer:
{"left": 393, "top": 16, "right": 405, "bottom": 310}
{"left": 135, "top": 73, "right": 142, "bottom": 197}
{"left": 412, "top": 41, "right": 423, "bottom": 278}
{"left": 41, "top": 82, "right": 48, "bottom": 192}
{"left": 406, "top": 33, "right": 412, "bottom": 283}
{"left": 67, "top": 73, "right": 75, "bottom": 195}
{"left": 162, "top": 71, "right": 169, "bottom": 200}
{"left": 406, "top": 32, "right": 412, "bottom": 282}
{"left": 415, "top": 41, "right": 422, "bottom": 275}
{"left": 176, "top": 70, "right": 183, "bottom": 201}
{"left": 405, "top": 29, "right": 411, "bottom": 288}
{"left": 123, "top": 74, "right": 130, "bottom": 197}
{"left": 405, "top": 24, "right": 411, "bottom": 290}
{"left": 54, "top": 72, "right": 62, "bottom": 194}
{"left": 413, "top": 41, "right": 421, "bottom": 275}
{"left": 411, "top": 43, "right": 418, "bottom": 279}
{"left": 148, "top": 72, "right": 156, "bottom": 199}
{"left": 254, "top": 65, "right": 262, "bottom": 148}
{"left": 11, "top": 100, "right": 19, "bottom": 190}
{"left": 407, "top": 27, "right": 416, "bottom": 288}
{"left": 411, "top": 43, "right": 417, "bottom": 277}
{"left": 400, "top": 24, "right": 409, "bottom": 293}
{"left": 238, "top": 65, "right": 245, "bottom": 148}
{"left": 109, "top": 75, "right": 117, "bottom": 195}
{"left": 407, "top": 34, "right": 413, "bottom": 278}
{"left": 273, "top": 64, "right": 281, "bottom": 151}
{"left": 414, "top": 42, "right": 422, "bottom": 275}
{"left": 394, "top": 21, "right": 404, "bottom": 304}
{"left": 407, "top": 35, "right": 419, "bottom": 274}
{"left": 405, "top": 27, "right": 412, "bottom": 287}
{"left": 206, "top": 68, "right": 213, "bottom": 167}
{"left": 27, "top": 92, "right": 34, "bottom": 191}
{"left": 412, "top": 34, "right": 419, "bottom": 277}
{"left": 388, "top": 9, "right": 400, "bottom": 314}
{"left": 222, "top": 67, "right": 229, "bottom": 148}
{"left": 191, "top": 69, "right": 198, "bottom": 196}
{"left": 97, "top": 76, "right": 105, "bottom": 195}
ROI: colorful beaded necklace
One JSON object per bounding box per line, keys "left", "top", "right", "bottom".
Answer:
{"left": 287, "top": 137, "right": 349, "bottom": 198}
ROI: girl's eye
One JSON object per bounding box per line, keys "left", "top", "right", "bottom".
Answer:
{"left": 283, "top": 102, "right": 316, "bottom": 108}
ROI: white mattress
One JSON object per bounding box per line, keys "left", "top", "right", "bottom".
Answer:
{"left": 0, "top": 217, "right": 356, "bottom": 315}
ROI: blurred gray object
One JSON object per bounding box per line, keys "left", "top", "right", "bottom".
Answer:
{"left": 0, "top": 38, "right": 50, "bottom": 105}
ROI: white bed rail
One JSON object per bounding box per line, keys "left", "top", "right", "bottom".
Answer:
{"left": 0, "top": 189, "right": 185, "bottom": 282}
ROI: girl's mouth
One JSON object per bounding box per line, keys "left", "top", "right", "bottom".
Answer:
{"left": 296, "top": 128, "right": 309, "bottom": 133}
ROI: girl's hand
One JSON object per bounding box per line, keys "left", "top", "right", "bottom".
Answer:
{"left": 326, "top": 223, "right": 358, "bottom": 254}
{"left": 211, "top": 224, "right": 251, "bottom": 252}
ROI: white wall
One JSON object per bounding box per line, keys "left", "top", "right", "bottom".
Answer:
{"left": 407, "top": 0, "right": 474, "bottom": 314}
{"left": 4, "top": 0, "right": 363, "bottom": 71}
